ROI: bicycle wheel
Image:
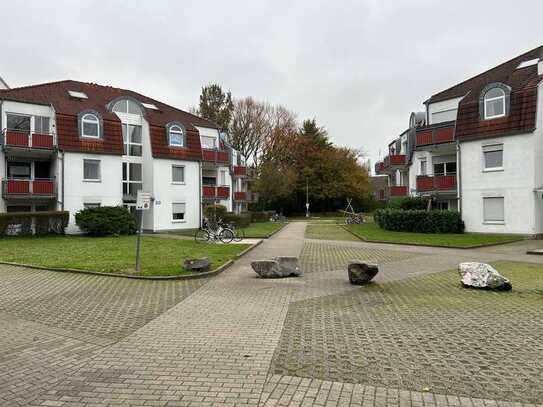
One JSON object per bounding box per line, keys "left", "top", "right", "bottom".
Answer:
{"left": 219, "top": 228, "right": 234, "bottom": 243}
{"left": 233, "top": 227, "right": 245, "bottom": 242}
{"left": 195, "top": 229, "right": 210, "bottom": 243}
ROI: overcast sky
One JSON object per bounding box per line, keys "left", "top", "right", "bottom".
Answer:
{"left": 1, "top": 1, "right": 542, "bottom": 167}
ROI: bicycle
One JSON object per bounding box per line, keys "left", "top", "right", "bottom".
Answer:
{"left": 225, "top": 222, "right": 245, "bottom": 242}
{"left": 194, "top": 218, "right": 234, "bottom": 243}
{"left": 345, "top": 213, "right": 364, "bottom": 224}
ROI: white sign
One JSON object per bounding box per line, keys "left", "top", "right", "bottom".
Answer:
{"left": 136, "top": 191, "right": 153, "bottom": 210}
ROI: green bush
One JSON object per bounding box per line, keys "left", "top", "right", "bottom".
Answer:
{"left": 250, "top": 211, "right": 276, "bottom": 222}
{"left": 0, "top": 211, "right": 69, "bottom": 236}
{"left": 203, "top": 204, "right": 227, "bottom": 222}
{"left": 374, "top": 209, "right": 464, "bottom": 234}
{"left": 75, "top": 206, "right": 136, "bottom": 236}
{"left": 387, "top": 196, "right": 429, "bottom": 210}
{"left": 223, "top": 212, "right": 251, "bottom": 228}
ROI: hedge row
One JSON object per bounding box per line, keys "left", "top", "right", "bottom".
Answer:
{"left": 374, "top": 209, "right": 464, "bottom": 234}
{"left": 0, "top": 211, "right": 69, "bottom": 236}
{"left": 203, "top": 204, "right": 252, "bottom": 228}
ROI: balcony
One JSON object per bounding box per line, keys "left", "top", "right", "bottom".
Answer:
{"left": 2, "top": 178, "right": 57, "bottom": 200}
{"left": 202, "top": 185, "right": 230, "bottom": 200}
{"left": 234, "top": 191, "right": 248, "bottom": 202}
{"left": 202, "top": 149, "right": 230, "bottom": 164}
{"left": 415, "top": 122, "right": 455, "bottom": 147}
{"left": 375, "top": 161, "right": 385, "bottom": 175}
{"left": 2, "top": 130, "right": 56, "bottom": 158}
{"left": 233, "top": 165, "right": 247, "bottom": 177}
{"left": 390, "top": 185, "right": 408, "bottom": 197}
{"left": 416, "top": 174, "right": 457, "bottom": 193}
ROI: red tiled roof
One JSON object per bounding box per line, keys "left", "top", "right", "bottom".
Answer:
{"left": 426, "top": 46, "right": 542, "bottom": 142}
{"left": 0, "top": 80, "right": 217, "bottom": 158}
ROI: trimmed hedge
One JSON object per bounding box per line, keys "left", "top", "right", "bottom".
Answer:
{"left": 250, "top": 211, "right": 276, "bottom": 223}
{"left": 387, "top": 196, "right": 428, "bottom": 210}
{"left": 0, "top": 211, "right": 69, "bottom": 236}
{"left": 75, "top": 206, "right": 136, "bottom": 236}
{"left": 374, "top": 209, "right": 464, "bottom": 234}
{"left": 223, "top": 212, "right": 251, "bottom": 228}
{"left": 203, "top": 204, "right": 227, "bottom": 221}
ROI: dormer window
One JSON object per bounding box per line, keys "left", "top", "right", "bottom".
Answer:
{"left": 480, "top": 83, "right": 510, "bottom": 120}
{"left": 81, "top": 113, "right": 101, "bottom": 138}
{"left": 166, "top": 122, "right": 186, "bottom": 147}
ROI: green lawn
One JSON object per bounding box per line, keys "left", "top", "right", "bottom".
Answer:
{"left": 0, "top": 235, "right": 249, "bottom": 276}
{"left": 172, "top": 222, "right": 284, "bottom": 239}
{"left": 345, "top": 222, "right": 525, "bottom": 248}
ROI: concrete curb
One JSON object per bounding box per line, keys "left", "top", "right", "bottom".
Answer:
{"left": 0, "top": 240, "right": 263, "bottom": 281}
{"left": 341, "top": 225, "right": 525, "bottom": 250}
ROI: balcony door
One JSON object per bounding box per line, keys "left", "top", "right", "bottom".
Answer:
{"left": 34, "top": 161, "right": 51, "bottom": 179}
{"left": 7, "top": 162, "right": 31, "bottom": 179}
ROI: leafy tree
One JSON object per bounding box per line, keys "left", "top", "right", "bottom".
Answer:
{"left": 195, "top": 84, "right": 234, "bottom": 131}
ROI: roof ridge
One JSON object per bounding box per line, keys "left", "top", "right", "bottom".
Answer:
{"left": 0, "top": 79, "right": 74, "bottom": 93}
{"left": 428, "top": 44, "right": 543, "bottom": 102}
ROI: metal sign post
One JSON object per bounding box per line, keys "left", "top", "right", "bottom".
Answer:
{"left": 135, "top": 191, "right": 152, "bottom": 273}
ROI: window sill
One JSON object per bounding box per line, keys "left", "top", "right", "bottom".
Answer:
{"left": 81, "top": 136, "right": 102, "bottom": 140}
{"left": 168, "top": 145, "right": 185, "bottom": 149}
{"left": 83, "top": 179, "right": 101, "bottom": 183}
{"left": 483, "top": 221, "right": 505, "bottom": 225}
{"left": 171, "top": 182, "right": 186, "bottom": 185}
{"left": 171, "top": 219, "right": 186, "bottom": 224}
{"left": 483, "top": 167, "right": 503, "bottom": 173}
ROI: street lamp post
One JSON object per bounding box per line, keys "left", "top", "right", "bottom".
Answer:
{"left": 305, "top": 178, "right": 309, "bottom": 218}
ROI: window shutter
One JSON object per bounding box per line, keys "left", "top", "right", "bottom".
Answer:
{"left": 483, "top": 197, "right": 504, "bottom": 221}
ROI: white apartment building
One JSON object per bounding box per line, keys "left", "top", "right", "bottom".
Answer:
{"left": 0, "top": 80, "right": 254, "bottom": 233}
{"left": 375, "top": 45, "right": 543, "bottom": 235}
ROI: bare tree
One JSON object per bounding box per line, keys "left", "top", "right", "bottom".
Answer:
{"left": 229, "top": 97, "right": 272, "bottom": 166}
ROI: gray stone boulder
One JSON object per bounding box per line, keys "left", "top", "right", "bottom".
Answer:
{"left": 251, "top": 257, "right": 302, "bottom": 278}
{"left": 273, "top": 256, "right": 303, "bottom": 277}
{"left": 348, "top": 260, "right": 379, "bottom": 285}
{"left": 184, "top": 257, "right": 211, "bottom": 272}
{"left": 458, "top": 262, "right": 512, "bottom": 291}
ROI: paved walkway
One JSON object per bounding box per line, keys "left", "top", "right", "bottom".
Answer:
{"left": 0, "top": 223, "right": 541, "bottom": 406}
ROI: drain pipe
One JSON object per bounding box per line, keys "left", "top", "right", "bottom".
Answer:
{"left": 456, "top": 139, "right": 461, "bottom": 215}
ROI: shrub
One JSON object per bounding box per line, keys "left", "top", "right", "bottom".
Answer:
{"left": 75, "top": 206, "right": 136, "bottom": 236}
{"left": 0, "top": 211, "right": 69, "bottom": 236}
{"left": 374, "top": 209, "right": 464, "bottom": 234}
{"left": 387, "top": 196, "right": 429, "bottom": 210}
{"left": 223, "top": 212, "right": 251, "bottom": 228}
{"left": 250, "top": 211, "right": 276, "bottom": 222}
{"left": 203, "top": 204, "right": 227, "bottom": 222}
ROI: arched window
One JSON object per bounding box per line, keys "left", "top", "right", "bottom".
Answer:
{"left": 81, "top": 113, "right": 100, "bottom": 138}
{"left": 166, "top": 122, "right": 186, "bottom": 147}
{"left": 483, "top": 87, "right": 506, "bottom": 119}
{"left": 111, "top": 98, "right": 143, "bottom": 115}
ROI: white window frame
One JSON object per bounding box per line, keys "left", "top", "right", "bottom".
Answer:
{"left": 83, "top": 159, "right": 101, "bottom": 182}
{"left": 484, "top": 88, "right": 506, "bottom": 120}
{"left": 123, "top": 124, "right": 143, "bottom": 157}
{"left": 34, "top": 116, "right": 50, "bottom": 134}
{"left": 482, "top": 144, "right": 504, "bottom": 172}
{"left": 171, "top": 165, "right": 185, "bottom": 184}
{"left": 172, "top": 202, "right": 186, "bottom": 223}
{"left": 220, "top": 169, "right": 227, "bottom": 186}
{"left": 201, "top": 135, "right": 217, "bottom": 149}
{"left": 122, "top": 162, "right": 143, "bottom": 198}
{"left": 483, "top": 196, "right": 505, "bottom": 224}
{"left": 81, "top": 114, "right": 101, "bottom": 139}
{"left": 419, "top": 159, "right": 427, "bottom": 176}
{"left": 169, "top": 125, "right": 185, "bottom": 147}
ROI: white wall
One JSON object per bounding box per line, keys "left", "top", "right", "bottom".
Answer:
{"left": 532, "top": 81, "right": 543, "bottom": 234}
{"left": 460, "top": 133, "right": 535, "bottom": 234}
{"left": 427, "top": 97, "right": 463, "bottom": 124}
{"left": 63, "top": 152, "right": 123, "bottom": 233}
{"left": 151, "top": 159, "right": 200, "bottom": 231}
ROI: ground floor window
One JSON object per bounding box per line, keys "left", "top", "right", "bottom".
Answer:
{"left": 436, "top": 201, "right": 449, "bottom": 210}
{"left": 122, "top": 162, "right": 142, "bottom": 199}
{"left": 84, "top": 203, "right": 101, "bottom": 209}
{"left": 483, "top": 197, "right": 504, "bottom": 222}
{"left": 6, "top": 205, "right": 31, "bottom": 212}
{"left": 172, "top": 203, "right": 186, "bottom": 221}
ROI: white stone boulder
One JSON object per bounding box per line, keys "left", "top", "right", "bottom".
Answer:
{"left": 458, "top": 262, "right": 512, "bottom": 291}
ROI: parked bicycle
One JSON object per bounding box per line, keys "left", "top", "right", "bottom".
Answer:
{"left": 224, "top": 221, "right": 245, "bottom": 242}
{"left": 194, "top": 217, "right": 234, "bottom": 243}
{"left": 270, "top": 212, "right": 286, "bottom": 222}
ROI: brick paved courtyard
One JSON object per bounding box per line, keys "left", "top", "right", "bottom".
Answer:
{"left": 0, "top": 223, "right": 542, "bottom": 406}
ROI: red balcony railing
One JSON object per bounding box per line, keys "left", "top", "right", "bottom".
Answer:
{"left": 416, "top": 174, "right": 457, "bottom": 192}
{"left": 375, "top": 161, "right": 385, "bottom": 174}
{"left": 233, "top": 166, "right": 247, "bottom": 176}
{"left": 202, "top": 185, "right": 230, "bottom": 199}
{"left": 202, "top": 149, "right": 230, "bottom": 163}
{"left": 383, "top": 154, "right": 407, "bottom": 168}
{"left": 234, "top": 191, "right": 247, "bottom": 201}
{"left": 2, "top": 178, "right": 56, "bottom": 199}
{"left": 3, "top": 130, "right": 55, "bottom": 149}
{"left": 415, "top": 123, "right": 455, "bottom": 146}
{"left": 390, "top": 186, "right": 408, "bottom": 197}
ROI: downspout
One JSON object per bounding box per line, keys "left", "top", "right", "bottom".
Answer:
{"left": 456, "top": 139, "right": 461, "bottom": 216}
{"left": 50, "top": 103, "right": 64, "bottom": 211}
{"left": 199, "top": 160, "right": 202, "bottom": 228}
